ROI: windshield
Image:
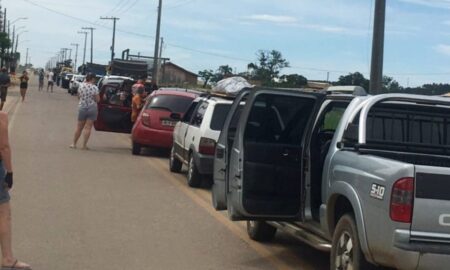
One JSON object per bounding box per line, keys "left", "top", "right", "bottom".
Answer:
{"left": 146, "top": 95, "right": 194, "bottom": 113}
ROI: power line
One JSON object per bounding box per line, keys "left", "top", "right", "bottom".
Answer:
{"left": 119, "top": 0, "right": 140, "bottom": 15}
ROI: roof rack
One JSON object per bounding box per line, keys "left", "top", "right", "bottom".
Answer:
{"left": 324, "top": 86, "right": 368, "bottom": 96}
{"left": 158, "top": 87, "right": 204, "bottom": 95}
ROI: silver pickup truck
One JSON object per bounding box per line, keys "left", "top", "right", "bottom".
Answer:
{"left": 211, "top": 88, "right": 450, "bottom": 270}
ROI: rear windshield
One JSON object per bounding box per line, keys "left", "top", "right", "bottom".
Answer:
{"left": 345, "top": 103, "right": 450, "bottom": 154}
{"left": 146, "top": 95, "right": 194, "bottom": 113}
{"left": 210, "top": 104, "right": 232, "bottom": 131}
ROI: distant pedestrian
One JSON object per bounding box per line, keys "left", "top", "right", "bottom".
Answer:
{"left": 0, "top": 68, "right": 10, "bottom": 111}
{"left": 0, "top": 112, "right": 32, "bottom": 269}
{"left": 70, "top": 73, "right": 99, "bottom": 150}
{"left": 131, "top": 86, "right": 146, "bottom": 123}
{"left": 38, "top": 70, "right": 44, "bottom": 91}
{"left": 19, "top": 71, "right": 29, "bottom": 102}
{"left": 47, "top": 71, "right": 54, "bottom": 92}
{"left": 131, "top": 79, "right": 145, "bottom": 96}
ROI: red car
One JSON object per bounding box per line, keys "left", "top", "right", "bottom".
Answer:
{"left": 131, "top": 89, "right": 198, "bottom": 155}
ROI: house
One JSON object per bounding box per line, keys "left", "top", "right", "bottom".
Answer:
{"left": 161, "top": 62, "right": 198, "bottom": 86}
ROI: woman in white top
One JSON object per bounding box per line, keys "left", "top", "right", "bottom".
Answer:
{"left": 70, "top": 73, "right": 100, "bottom": 150}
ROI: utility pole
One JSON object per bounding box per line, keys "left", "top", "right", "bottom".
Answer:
{"left": 100, "top": 17, "right": 120, "bottom": 63}
{"left": 158, "top": 37, "right": 164, "bottom": 82}
{"left": 78, "top": 31, "right": 88, "bottom": 67}
{"left": 82, "top": 27, "right": 95, "bottom": 63}
{"left": 25, "top": 48, "right": 29, "bottom": 66}
{"left": 152, "top": 0, "right": 163, "bottom": 84}
{"left": 369, "top": 0, "right": 386, "bottom": 95}
{"left": 71, "top": 43, "right": 79, "bottom": 73}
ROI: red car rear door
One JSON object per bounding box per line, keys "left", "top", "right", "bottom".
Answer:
{"left": 94, "top": 84, "right": 134, "bottom": 133}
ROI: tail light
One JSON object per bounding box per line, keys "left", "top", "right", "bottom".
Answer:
{"left": 390, "top": 177, "right": 414, "bottom": 223}
{"left": 199, "top": 137, "right": 216, "bottom": 155}
{"left": 141, "top": 112, "right": 151, "bottom": 127}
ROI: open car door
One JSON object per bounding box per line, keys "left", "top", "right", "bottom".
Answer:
{"left": 227, "top": 89, "right": 325, "bottom": 221}
{"left": 94, "top": 84, "right": 134, "bottom": 133}
{"left": 212, "top": 89, "right": 250, "bottom": 210}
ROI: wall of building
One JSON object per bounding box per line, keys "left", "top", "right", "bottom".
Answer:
{"left": 161, "top": 65, "right": 197, "bottom": 85}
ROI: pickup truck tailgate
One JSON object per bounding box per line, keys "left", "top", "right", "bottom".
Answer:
{"left": 411, "top": 165, "right": 450, "bottom": 243}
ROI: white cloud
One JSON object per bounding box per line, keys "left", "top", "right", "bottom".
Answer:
{"left": 399, "top": 0, "right": 450, "bottom": 9}
{"left": 434, "top": 44, "right": 450, "bottom": 56}
{"left": 244, "top": 14, "right": 298, "bottom": 24}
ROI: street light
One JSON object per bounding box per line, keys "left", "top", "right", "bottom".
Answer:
{"left": 17, "top": 30, "right": 28, "bottom": 36}
{"left": 11, "top": 17, "right": 28, "bottom": 24}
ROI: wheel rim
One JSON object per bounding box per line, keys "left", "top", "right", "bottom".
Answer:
{"left": 170, "top": 148, "right": 175, "bottom": 166}
{"left": 248, "top": 221, "right": 256, "bottom": 228}
{"left": 335, "top": 231, "right": 354, "bottom": 270}
{"left": 188, "top": 157, "right": 194, "bottom": 180}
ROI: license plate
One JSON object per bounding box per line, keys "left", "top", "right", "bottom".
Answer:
{"left": 161, "top": 120, "right": 176, "bottom": 127}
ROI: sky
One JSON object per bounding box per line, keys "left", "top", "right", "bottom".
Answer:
{"left": 2, "top": 0, "right": 450, "bottom": 87}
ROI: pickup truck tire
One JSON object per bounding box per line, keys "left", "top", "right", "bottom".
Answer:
{"left": 132, "top": 142, "right": 142, "bottom": 156}
{"left": 169, "top": 147, "right": 182, "bottom": 173}
{"left": 187, "top": 155, "right": 202, "bottom": 187}
{"left": 246, "top": 221, "right": 277, "bottom": 242}
{"left": 331, "top": 214, "right": 373, "bottom": 270}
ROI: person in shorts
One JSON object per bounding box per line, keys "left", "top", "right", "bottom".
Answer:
{"left": 70, "top": 73, "right": 99, "bottom": 150}
{"left": 19, "top": 71, "right": 29, "bottom": 102}
{"left": 38, "top": 70, "right": 44, "bottom": 91}
{"left": 47, "top": 71, "right": 54, "bottom": 92}
{"left": 0, "top": 68, "right": 10, "bottom": 111}
{"left": 0, "top": 112, "right": 32, "bottom": 269}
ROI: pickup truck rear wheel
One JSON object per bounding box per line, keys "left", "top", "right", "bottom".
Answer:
{"left": 187, "top": 155, "right": 202, "bottom": 187}
{"left": 247, "top": 221, "right": 277, "bottom": 242}
{"left": 169, "top": 147, "right": 182, "bottom": 173}
{"left": 331, "top": 214, "right": 373, "bottom": 270}
{"left": 132, "top": 142, "right": 142, "bottom": 155}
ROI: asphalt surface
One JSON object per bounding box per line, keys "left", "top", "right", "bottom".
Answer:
{"left": 8, "top": 78, "right": 329, "bottom": 270}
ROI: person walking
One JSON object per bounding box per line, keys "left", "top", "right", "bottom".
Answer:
{"left": 19, "top": 71, "right": 29, "bottom": 102}
{"left": 131, "top": 86, "right": 146, "bottom": 123}
{"left": 47, "top": 71, "right": 54, "bottom": 93}
{"left": 0, "top": 68, "right": 10, "bottom": 111}
{"left": 38, "top": 70, "right": 44, "bottom": 92}
{"left": 0, "top": 112, "right": 32, "bottom": 269}
{"left": 70, "top": 73, "right": 99, "bottom": 150}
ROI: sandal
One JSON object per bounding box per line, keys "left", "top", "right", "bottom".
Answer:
{"left": 1, "top": 260, "right": 32, "bottom": 270}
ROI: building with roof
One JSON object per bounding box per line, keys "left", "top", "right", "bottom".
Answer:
{"left": 160, "top": 62, "right": 198, "bottom": 86}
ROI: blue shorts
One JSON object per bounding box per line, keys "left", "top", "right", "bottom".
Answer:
{"left": 78, "top": 105, "right": 98, "bottom": 121}
{"left": 0, "top": 162, "right": 10, "bottom": 204}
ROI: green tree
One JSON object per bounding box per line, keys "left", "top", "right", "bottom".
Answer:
{"left": 198, "top": 69, "right": 214, "bottom": 88}
{"left": 382, "top": 76, "right": 402, "bottom": 93}
{"left": 336, "top": 72, "right": 369, "bottom": 90}
{"left": 278, "top": 74, "right": 308, "bottom": 88}
{"left": 248, "top": 50, "right": 289, "bottom": 85}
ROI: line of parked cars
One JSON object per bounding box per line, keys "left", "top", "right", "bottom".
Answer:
{"left": 92, "top": 76, "right": 450, "bottom": 270}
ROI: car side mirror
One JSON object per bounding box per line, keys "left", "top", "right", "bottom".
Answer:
{"left": 170, "top": 113, "right": 182, "bottom": 121}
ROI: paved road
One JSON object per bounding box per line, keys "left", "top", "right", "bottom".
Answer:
{"left": 8, "top": 79, "right": 329, "bottom": 270}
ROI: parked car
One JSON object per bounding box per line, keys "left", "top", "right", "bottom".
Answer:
{"left": 97, "top": 75, "right": 134, "bottom": 89}
{"left": 69, "top": 75, "right": 85, "bottom": 95}
{"left": 170, "top": 96, "right": 234, "bottom": 187}
{"left": 62, "top": 73, "right": 74, "bottom": 90}
{"left": 212, "top": 88, "right": 450, "bottom": 270}
{"left": 131, "top": 89, "right": 199, "bottom": 155}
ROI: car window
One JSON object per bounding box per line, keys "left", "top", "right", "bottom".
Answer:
{"left": 146, "top": 95, "right": 194, "bottom": 113}
{"left": 210, "top": 104, "right": 232, "bottom": 131}
{"left": 182, "top": 101, "right": 199, "bottom": 123}
{"left": 191, "top": 101, "right": 208, "bottom": 127}
{"left": 244, "top": 94, "right": 316, "bottom": 144}
{"left": 320, "top": 103, "right": 347, "bottom": 131}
